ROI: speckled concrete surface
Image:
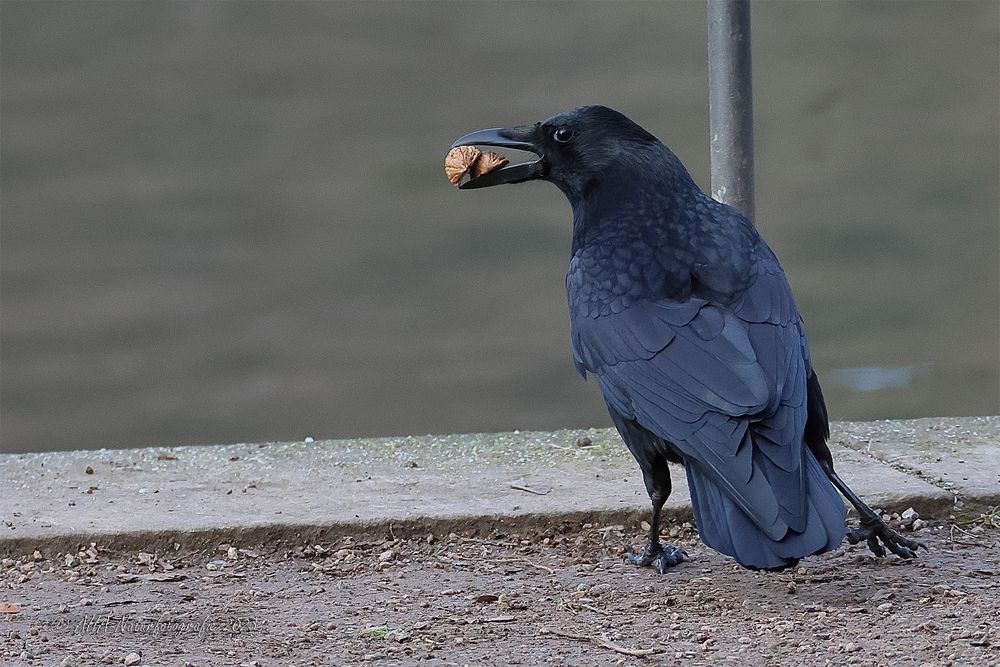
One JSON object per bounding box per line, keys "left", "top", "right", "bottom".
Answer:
{"left": 1, "top": 418, "right": 995, "bottom": 556}
{"left": 834, "top": 416, "right": 1000, "bottom": 504}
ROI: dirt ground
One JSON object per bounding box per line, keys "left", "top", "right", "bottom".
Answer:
{"left": 2, "top": 518, "right": 998, "bottom": 667}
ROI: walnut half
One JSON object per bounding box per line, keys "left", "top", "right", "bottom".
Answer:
{"left": 444, "top": 146, "right": 482, "bottom": 186}
{"left": 444, "top": 147, "right": 509, "bottom": 187}
{"left": 471, "top": 151, "right": 509, "bottom": 178}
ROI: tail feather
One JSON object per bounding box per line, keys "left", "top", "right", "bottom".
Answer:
{"left": 686, "top": 446, "right": 846, "bottom": 571}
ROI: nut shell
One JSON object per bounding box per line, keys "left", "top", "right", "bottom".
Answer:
{"left": 470, "top": 151, "right": 509, "bottom": 178}
{"left": 444, "top": 146, "right": 483, "bottom": 186}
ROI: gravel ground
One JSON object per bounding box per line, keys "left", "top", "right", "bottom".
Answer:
{"left": 2, "top": 516, "right": 998, "bottom": 667}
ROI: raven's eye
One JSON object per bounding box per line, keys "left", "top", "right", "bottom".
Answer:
{"left": 553, "top": 127, "right": 574, "bottom": 143}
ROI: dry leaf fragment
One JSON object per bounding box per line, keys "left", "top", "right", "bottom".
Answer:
{"left": 444, "top": 146, "right": 482, "bottom": 186}
{"left": 0, "top": 602, "right": 21, "bottom": 614}
{"left": 470, "top": 151, "right": 509, "bottom": 178}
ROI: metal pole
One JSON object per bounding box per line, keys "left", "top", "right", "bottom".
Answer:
{"left": 707, "top": 0, "right": 755, "bottom": 221}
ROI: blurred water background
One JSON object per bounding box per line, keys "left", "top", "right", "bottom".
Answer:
{"left": 2, "top": 1, "right": 998, "bottom": 453}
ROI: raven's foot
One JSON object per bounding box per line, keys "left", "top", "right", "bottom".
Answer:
{"left": 848, "top": 515, "right": 927, "bottom": 559}
{"left": 625, "top": 540, "right": 687, "bottom": 574}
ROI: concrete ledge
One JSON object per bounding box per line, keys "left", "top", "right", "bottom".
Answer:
{"left": 1, "top": 418, "right": 996, "bottom": 556}
{"left": 834, "top": 416, "right": 1000, "bottom": 506}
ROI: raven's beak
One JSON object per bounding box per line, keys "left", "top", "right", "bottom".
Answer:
{"left": 450, "top": 124, "right": 544, "bottom": 189}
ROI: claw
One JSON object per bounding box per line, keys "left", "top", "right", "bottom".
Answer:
{"left": 849, "top": 517, "right": 927, "bottom": 560}
{"left": 625, "top": 540, "right": 687, "bottom": 573}
{"left": 625, "top": 550, "right": 657, "bottom": 567}
{"left": 652, "top": 545, "right": 687, "bottom": 573}
{"left": 867, "top": 535, "right": 886, "bottom": 558}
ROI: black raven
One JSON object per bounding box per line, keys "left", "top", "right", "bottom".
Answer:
{"left": 452, "top": 105, "right": 925, "bottom": 572}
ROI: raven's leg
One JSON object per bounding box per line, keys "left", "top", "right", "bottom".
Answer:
{"left": 806, "top": 371, "right": 924, "bottom": 558}
{"left": 819, "top": 459, "right": 926, "bottom": 558}
{"left": 625, "top": 458, "right": 687, "bottom": 573}
{"left": 607, "top": 409, "right": 687, "bottom": 573}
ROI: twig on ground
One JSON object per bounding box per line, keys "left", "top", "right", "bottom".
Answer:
{"left": 563, "top": 600, "right": 608, "bottom": 615}
{"left": 950, "top": 524, "right": 977, "bottom": 539}
{"left": 509, "top": 483, "right": 552, "bottom": 495}
{"left": 948, "top": 539, "right": 988, "bottom": 548}
{"left": 540, "top": 626, "right": 661, "bottom": 657}
{"left": 788, "top": 575, "right": 841, "bottom": 584}
{"left": 489, "top": 557, "right": 555, "bottom": 574}
{"left": 946, "top": 523, "right": 996, "bottom": 548}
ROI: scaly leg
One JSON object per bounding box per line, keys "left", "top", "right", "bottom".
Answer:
{"left": 819, "top": 459, "right": 926, "bottom": 558}
{"left": 625, "top": 459, "right": 687, "bottom": 573}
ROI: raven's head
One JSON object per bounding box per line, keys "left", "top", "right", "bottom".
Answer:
{"left": 451, "top": 105, "right": 672, "bottom": 203}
